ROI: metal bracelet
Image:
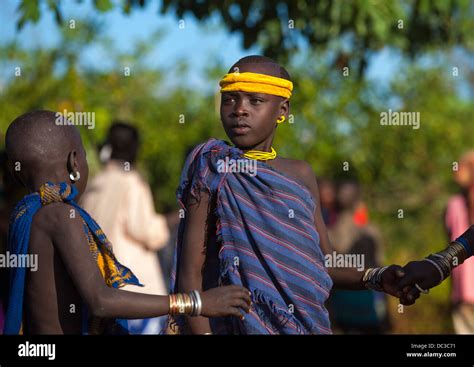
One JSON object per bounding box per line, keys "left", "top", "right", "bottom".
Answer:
{"left": 423, "top": 258, "right": 444, "bottom": 284}
{"left": 191, "top": 290, "right": 202, "bottom": 317}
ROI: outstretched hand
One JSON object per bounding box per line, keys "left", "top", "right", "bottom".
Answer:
{"left": 396, "top": 260, "right": 441, "bottom": 305}
{"left": 380, "top": 261, "right": 441, "bottom": 305}
{"left": 378, "top": 263, "right": 439, "bottom": 305}
{"left": 379, "top": 265, "right": 406, "bottom": 298}
{"left": 377, "top": 226, "right": 473, "bottom": 305}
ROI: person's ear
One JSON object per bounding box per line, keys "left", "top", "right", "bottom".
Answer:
{"left": 67, "top": 150, "right": 80, "bottom": 182}
{"left": 279, "top": 99, "right": 290, "bottom": 120}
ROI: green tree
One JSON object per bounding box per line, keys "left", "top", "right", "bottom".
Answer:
{"left": 15, "top": 0, "right": 474, "bottom": 76}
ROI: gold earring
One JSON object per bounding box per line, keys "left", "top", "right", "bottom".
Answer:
{"left": 276, "top": 115, "right": 285, "bottom": 124}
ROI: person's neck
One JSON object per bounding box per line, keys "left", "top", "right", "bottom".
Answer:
{"left": 242, "top": 137, "right": 274, "bottom": 152}
{"left": 30, "top": 173, "right": 69, "bottom": 193}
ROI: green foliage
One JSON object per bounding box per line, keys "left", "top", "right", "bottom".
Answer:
{"left": 0, "top": 22, "right": 222, "bottom": 212}
{"left": 16, "top": 0, "right": 474, "bottom": 76}
{"left": 17, "top": 0, "right": 40, "bottom": 30}
{"left": 93, "top": 0, "right": 114, "bottom": 12}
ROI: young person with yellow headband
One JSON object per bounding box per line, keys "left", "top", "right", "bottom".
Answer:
{"left": 168, "top": 55, "right": 472, "bottom": 334}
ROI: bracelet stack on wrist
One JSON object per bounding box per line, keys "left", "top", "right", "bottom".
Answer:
{"left": 169, "top": 290, "right": 202, "bottom": 316}
{"left": 454, "top": 232, "right": 472, "bottom": 258}
{"left": 362, "top": 266, "right": 388, "bottom": 291}
{"left": 423, "top": 241, "right": 468, "bottom": 285}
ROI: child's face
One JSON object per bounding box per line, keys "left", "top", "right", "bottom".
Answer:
{"left": 220, "top": 91, "right": 283, "bottom": 149}
{"left": 220, "top": 63, "right": 289, "bottom": 150}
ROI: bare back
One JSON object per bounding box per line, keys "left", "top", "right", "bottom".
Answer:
{"left": 24, "top": 204, "right": 83, "bottom": 334}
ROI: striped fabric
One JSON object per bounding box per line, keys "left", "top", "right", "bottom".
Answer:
{"left": 169, "top": 139, "right": 333, "bottom": 334}
{"left": 4, "top": 182, "right": 141, "bottom": 334}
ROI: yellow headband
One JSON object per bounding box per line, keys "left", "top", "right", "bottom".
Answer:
{"left": 219, "top": 72, "right": 293, "bottom": 99}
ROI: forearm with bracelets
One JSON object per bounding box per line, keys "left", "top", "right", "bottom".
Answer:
{"left": 362, "top": 230, "right": 473, "bottom": 291}
{"left": 169, "top": 290, "right": 202, "bottom": 316}
{"left": 362, "top": 266, "right": 388, "bottom": 291}
{"left": 423, "top": 235, "right": 471, "bottom": 285}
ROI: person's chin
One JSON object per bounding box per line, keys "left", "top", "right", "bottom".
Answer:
{"left": 226, "top": 134, "right": 256, "bottom": 150}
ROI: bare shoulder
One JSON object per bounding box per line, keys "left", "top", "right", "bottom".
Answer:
{"left": 275, "top": 157, "right": 319, "bottom": 193}
{"left": 32, "top": 202, "right": 82, "bottom": 238}
{"left": 28, "top": 203, "right": 75, "bottom": 269}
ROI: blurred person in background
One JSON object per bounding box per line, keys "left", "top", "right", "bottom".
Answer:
{"left": 327, "top": 179, "right": 391, "bottom": 334}
{"left": 157, "top": 147, "right": 197, "bottom": 285}
{"left": 318, "top": 178, "right": 338, "bottom": 228}
{"left": 445, "top": 150, "right": 474, "bottom": 334}
{"left": 81, "top": 122, "right": 170, "bottom": 334}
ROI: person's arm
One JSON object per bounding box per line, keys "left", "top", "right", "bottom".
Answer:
{"left": 458, "top": 224, "right": 474, "bottom": 256}
{"left": 177, "top": 191, "right": 217, "bottom": 334}
{"left": 45, "top": 203, "right": 250, "bottom": 319}
{"left": 398, "top": 225, "right": 474, "bottom": 304}
{"left": 299, "top": 162, "right": 404, "bottom": 296}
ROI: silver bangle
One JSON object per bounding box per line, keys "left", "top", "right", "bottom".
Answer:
{"left": 362, "top": 267, "right": 386, "bottom": 292}
{"left": 362, "top": 268, "right": 374, "bottom": 283}
{"left": 415, "top": 283, "right": 429, "bottom": 294}
{"left": 423, "top": 258, "right": 444, "bottom": 284}
{"left": 377, "top": 266, "right": 389, "bottom": 282}
{"left": 431, "top": 254, "right": 451, "bottom": 277}
{"left": 189, "top": 291, "right": 197, "bottom": 316}
{"left": 192, "top": 290, "right": 202, "bottom": 317}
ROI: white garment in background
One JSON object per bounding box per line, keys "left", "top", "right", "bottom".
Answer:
{"left": 81, "top": 161, "right": 170, "bottom": 297}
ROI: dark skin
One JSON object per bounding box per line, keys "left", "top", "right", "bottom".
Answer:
{"left": 398, "top": 225, "right": 474, "bottom": 304}
{"left": 180, "top": 62, "right": 408, "bottom": 334}
{"left": 6, "top": 112, "right": 251, "bottom": 334}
